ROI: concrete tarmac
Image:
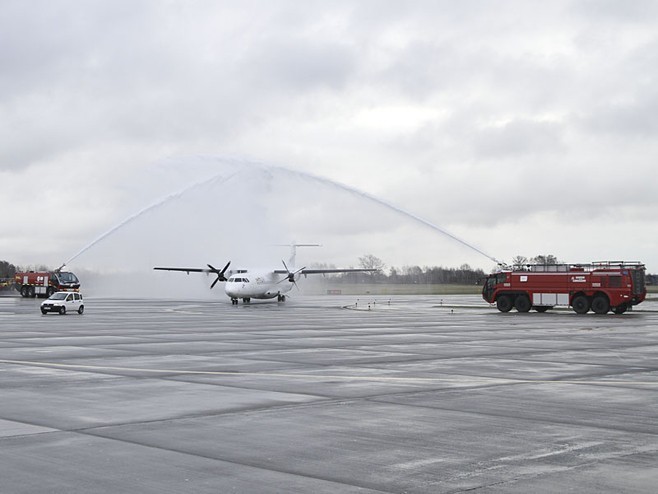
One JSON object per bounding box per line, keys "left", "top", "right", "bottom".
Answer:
{"left": 0, "top": 294, "right": 657, "bottom": 493}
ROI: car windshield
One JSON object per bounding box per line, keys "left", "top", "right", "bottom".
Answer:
{"left": 49, "top": 292, "right": 68, "bottom": 300}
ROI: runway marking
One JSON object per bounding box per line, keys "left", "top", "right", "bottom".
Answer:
{"left": 0, "top": 359, "right": 657, "bottom": 386}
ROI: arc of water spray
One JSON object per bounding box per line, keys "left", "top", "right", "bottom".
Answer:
{"left": 63, "top": 171, "right": 241, "bottom": 266}
{"left": 64, "top": 157, "right": 500, "bottom": 267}
{"left": 263, "top": 164, "right": 501, "bottom": 265}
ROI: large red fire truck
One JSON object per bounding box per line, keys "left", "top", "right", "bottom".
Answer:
{"left": 482, "top": 261, "right": 646, "bottom": 314}
{"left": 14, "top": 270, "right": 80, "bottom": 298}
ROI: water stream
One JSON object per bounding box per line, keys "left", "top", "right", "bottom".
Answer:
{"left": 64, "top": 157, "right": 500, "bottom": 269}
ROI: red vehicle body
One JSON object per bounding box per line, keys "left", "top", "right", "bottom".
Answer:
{"left": 14, "top": 270, "right": 80, "bottom": 298}
{"left": 482, "top": 261, "right": 646, "bottom": 314}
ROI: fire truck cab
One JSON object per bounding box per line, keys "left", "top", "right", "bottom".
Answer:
{"left": 482, "top": 261, "right": 646, "bottom": 315}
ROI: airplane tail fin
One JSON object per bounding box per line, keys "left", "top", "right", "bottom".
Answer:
{"left": 277, "top": 243, "right": 321, "bottom": 268}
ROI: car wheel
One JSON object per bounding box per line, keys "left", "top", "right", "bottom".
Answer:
{"left": 41, "top": 309, "right": 47, "bottom": 315}
{"left": 59, "top": 306, "right": 66, "bottom": 315}
{"left": 78, "top": 305, "right": 84, "bottom": 314}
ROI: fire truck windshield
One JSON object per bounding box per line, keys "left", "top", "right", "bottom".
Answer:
{"left": 57, "top": 272, "right": 79, "bottom": 283}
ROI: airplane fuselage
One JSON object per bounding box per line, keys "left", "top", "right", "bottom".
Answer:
{"left": 224, "top": 270, "right": 293, "bottom": 303}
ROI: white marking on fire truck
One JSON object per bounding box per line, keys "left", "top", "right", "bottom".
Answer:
{"left": 571, "top": 276, "right": 586, "bottom": 283}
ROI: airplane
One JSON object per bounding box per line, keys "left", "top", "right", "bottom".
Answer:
{"left": 153, "top": 244, "right": 377, "bottom": 304}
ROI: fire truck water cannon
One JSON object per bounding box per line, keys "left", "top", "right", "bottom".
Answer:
{"left": 482, "top": 261, "right": 646, "bottom": 315}
{"left": 14, "top": 267, "right": 81, "bottom": 298}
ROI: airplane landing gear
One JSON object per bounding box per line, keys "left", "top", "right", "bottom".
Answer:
{"left": 277, "top": 294, "right": 286, "bottom": 302}
{"left": 231, "top": 298, "right": 238, "bottom": 305}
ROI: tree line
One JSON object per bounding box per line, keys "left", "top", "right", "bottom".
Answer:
{"left": 336, "top": 254, "right": 658, "bottom": 285}
{"left": 2, "top": 256, "right": 657, "bottom": 287}
{"left": 0, "top": 261, "right": 17, "bottom": 279}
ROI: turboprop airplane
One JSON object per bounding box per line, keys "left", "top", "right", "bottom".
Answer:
{"left": 153, "top": 244, "right": 377, "bottom": 304}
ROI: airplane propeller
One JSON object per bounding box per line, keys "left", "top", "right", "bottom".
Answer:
{"left": 207, "top": 261, "right": 231, "bottom": 289}
{"left": 279, "top": 260, "right": 305, "bottom": 289}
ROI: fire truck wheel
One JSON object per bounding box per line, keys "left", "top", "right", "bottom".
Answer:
{"left": 20, "top": 286, "right": 28, "bottom": 297}
{"left": 46, "top": 287, "right": 55, "bottom": 297}
{"left": 59, "top": 306, "right": 66, "bottom": 315}
{"left": 514, "top": 295, "right": 532, "bottom": 313}
{"left": 28, "top": 286, "right": 36, "bottom": 298}
{"left": 496, "top": 295, "right": 513, "bottom": 312}
{"left": 572, "top": 295, "right": 590, "bottom": 314}
{"left": 612, "top": 304, "right": 628, "bottom": 314}
{"left": 591, "top": 296, "right": 610, "bottom": 315}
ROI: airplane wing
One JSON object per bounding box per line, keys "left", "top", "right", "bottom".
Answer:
{"left": 154, "top": 262, "right": 232, "bottom": 289}
{"left": 154, "top": 267, "right": 209, "bottom": 274}
{"left": 273, "top": 268, "right": 378, "bottom": 275}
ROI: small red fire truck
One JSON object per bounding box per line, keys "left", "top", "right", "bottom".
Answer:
{"left": 482, "top": 261, "right": 646, "bottom": 314}
{"left": 14, "top": 270, "right": 81, "bottom": 298}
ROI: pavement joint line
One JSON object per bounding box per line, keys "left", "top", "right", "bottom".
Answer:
{"left": 0, "top": 359, "right": 657, "bottom": 386}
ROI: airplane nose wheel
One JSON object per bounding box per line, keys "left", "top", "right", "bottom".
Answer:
{"left": 277, "top": 294, "right": 286, "bottom": 302}
{"left": 231, "top": 298, "right": 238, "bottom": 305}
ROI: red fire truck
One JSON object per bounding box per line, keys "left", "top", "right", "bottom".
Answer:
{"left": 14, "top": 270, "right": 81, "bottom": 298}
{"left": 482, "top": 261, "right": 646, "bottom": 314}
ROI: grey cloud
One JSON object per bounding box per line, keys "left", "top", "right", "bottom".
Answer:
{"left": 244, "top": 38, "right": 357, "bottom": 93}
{"left": 572, "top": 0, "right": 658, "bottom": 23}
{"left": 472, "top": 119, "right": 566, "bottom": 159}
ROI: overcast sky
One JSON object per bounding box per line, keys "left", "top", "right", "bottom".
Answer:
{"left": 2, "top": 0, "right": 657, "bottom": 280}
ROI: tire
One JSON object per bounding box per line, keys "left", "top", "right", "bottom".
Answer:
{"left": 78, "top": 305, "right": 84, "bottom": 315}
{"left": 28, "top": 286, "right": 36, "bottom": 298}
{"left": 59, "top": 306, "right": 66, "bottom": 315}
{"left": 572, "top": 295, "right": 590, "bottom": 314}
{"left": 514, "top": 295, "right": 532, "bottom": 313}
{"left": 591, "top": 295, "right": 610, "bottom": 315}
{"left": 612, "top": 304, "right": 628, "bottom": 315}
{"left": 46, "top": 287, "right": 55, "bottom": 297}
{"left": 20, "top": 286, "right": 28, "bottom": 297}
{"left": 496, "top": 295, "right": 513, "bottom": 313}
{"left": 41, "top": 309, "right": 47, "bottom": 315}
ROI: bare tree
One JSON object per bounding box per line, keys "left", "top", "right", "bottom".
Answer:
{"left": 358, "top": 254, "right": 386, "bottom": 272}
{"left": 531, "top": 255, "right": 559, "bottom": 265}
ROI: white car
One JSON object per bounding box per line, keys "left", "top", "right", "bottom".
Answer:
{"left": 40, "top": 291, "right": 84, "bottom": 315}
